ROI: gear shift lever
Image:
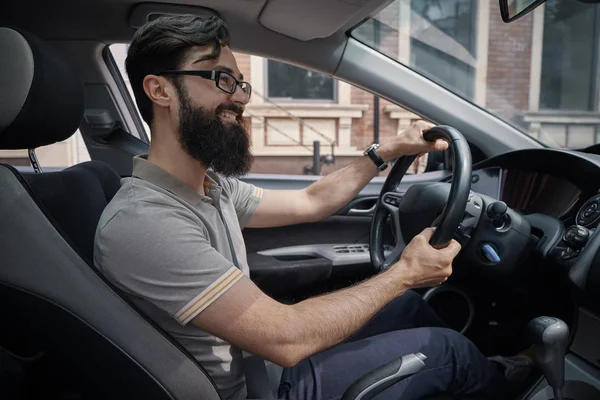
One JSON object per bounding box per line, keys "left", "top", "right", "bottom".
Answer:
{"left": 527, "top": 317, "right": 570, "bottom": 400}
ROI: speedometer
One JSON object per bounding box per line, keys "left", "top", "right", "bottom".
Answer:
{"left": 576, "top": 194, "right": 600, "bottom": 227}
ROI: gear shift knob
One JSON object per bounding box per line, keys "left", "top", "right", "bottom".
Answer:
{"left": 527, "top": 317, "right": 569, "bottom": 400}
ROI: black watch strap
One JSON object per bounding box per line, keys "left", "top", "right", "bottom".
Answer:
{"left": 364, "top": 145, "right": 388, "bottom": 171}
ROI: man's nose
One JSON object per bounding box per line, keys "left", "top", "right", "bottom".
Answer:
{"left": 231, "top": 84, "right": 250, "bottom": 105}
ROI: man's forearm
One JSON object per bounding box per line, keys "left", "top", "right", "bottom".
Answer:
{"left": 304, "top": 150, "right": 393, "bottom": 221}
{"left": 276, "top": 267, "right": 407, "bottom": 366}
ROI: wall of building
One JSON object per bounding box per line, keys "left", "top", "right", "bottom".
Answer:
{"left": 485, "top": 0, "right": 534, "bottom": 121}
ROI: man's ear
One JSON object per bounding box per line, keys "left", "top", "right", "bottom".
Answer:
{"left": 143, "top": 75, "right": 175, "bottom": 109}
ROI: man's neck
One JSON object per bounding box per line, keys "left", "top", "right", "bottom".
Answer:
{"left": 147, "top": 133, "right": 208, "bottom": 197}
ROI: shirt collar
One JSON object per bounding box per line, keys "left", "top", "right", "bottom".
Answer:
{"left": 132, "top": 155, "right": 219, "bottom": 206}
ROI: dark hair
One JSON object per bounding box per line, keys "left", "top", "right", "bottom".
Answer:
{"left": 125, "top": 15, "right": 231, "bottom": 125}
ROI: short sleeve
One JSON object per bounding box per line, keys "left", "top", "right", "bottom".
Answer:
{"left": 94, "top": 202, "right": 244, "bottom": 326}
{"left": 220, "top": 177, "right": 263, "bottom": 228}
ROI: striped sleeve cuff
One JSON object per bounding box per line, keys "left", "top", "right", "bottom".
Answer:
{"left": 174, "top": 266, "right": 244, "bottom": 325}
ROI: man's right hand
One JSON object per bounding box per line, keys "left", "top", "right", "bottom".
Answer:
{"left": 391, "top": 227, "right": 461, "bottom": 289}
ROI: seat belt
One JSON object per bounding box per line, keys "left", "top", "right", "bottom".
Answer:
{"left": 219, "top": 209, "right": 280, "bottom": 400}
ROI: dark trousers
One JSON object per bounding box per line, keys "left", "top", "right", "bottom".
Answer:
{"left": 279, "top": 290, "right": 511, "bottom": 400}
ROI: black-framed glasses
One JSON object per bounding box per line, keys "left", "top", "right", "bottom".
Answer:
{"left": 158, "top": 70, "right": 252, "bottom": 99}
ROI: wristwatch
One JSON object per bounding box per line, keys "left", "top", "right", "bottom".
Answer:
{"left": 363, "top": 143, "right": 388, "bottom": 171}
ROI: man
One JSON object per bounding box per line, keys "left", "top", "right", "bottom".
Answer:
{"left": 94, "top": 15, "right": 516, "bottom": 400}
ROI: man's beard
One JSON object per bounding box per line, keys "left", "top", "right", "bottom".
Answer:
{"left": 175, "top": 85, "right": 253, "bottom": 177}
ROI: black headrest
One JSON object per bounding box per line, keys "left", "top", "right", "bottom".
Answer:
{"left": 0, "top": 27, "right": 85, "bottom": 150}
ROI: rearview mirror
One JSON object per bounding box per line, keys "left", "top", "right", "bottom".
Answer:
{"left": 499, "top": 0, "right": 547, "bottom": 22}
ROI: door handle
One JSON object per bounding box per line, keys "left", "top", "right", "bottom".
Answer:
{"left": 348, "top": 203, "right": 377, "bottom": 216}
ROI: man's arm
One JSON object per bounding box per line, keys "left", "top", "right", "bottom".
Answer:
{"left": 192, "top": 228, "right": 460, "bottom": 367}
{"left": 246, "top": 121, "right": 448, "bottom": 228}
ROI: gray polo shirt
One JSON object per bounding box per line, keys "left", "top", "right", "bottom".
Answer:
{"left": 94, "top": 156, "right": 263, "bottom": 400}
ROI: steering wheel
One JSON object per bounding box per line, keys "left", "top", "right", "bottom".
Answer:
{"left": 370, "top": 125, "right": 472, "bottom": 271}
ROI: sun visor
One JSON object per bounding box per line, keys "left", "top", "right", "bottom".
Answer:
{"left": 258, "top": 0, "right": 394, "bottom": 41}
{"left": 129, "top": 3, "right": 219, "bottom": 29}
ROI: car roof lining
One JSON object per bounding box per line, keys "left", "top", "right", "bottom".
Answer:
{"left": 0, "top": 0, "right": 392, "bottom": 75}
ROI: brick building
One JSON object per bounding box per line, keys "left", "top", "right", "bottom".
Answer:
{"left": 3, "top": 0, "right": 598, "bottom": 174}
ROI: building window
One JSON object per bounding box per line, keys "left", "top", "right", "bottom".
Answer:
{"left": 539, "top": 3, "right": 600, "bottom": 111}
{"left": 266, "top": 60, "right": 336, "bottom": 101}
{"left": 410, "top": 0, "right": 478, "bottom": 100}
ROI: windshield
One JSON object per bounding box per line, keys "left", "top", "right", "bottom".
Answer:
{"left": 352, "top": 0, "right": 600, "bottom": 149}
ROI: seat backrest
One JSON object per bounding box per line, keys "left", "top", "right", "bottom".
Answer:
{"left": 22, "top": 161, "right": 121, "bottom": 263}
{"left": 0, "top": 26, "right": 221, "bottom": 400}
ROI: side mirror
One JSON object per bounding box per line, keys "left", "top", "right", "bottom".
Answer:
{"left": 499, "top": 0, "right": 547, "bottom": 23}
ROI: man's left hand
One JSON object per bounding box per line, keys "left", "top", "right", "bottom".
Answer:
{"left": 378, "top": 120, "right": 449, "bottom": 162}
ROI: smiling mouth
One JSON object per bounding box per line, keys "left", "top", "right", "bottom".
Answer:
{"left": 218, "top": 111, "right": 239, "bottom": 122}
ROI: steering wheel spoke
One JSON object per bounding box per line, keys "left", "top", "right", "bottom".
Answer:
{"left": 383, "top": 242, "right": 405, "bottom": 270}
{"left": 379, "top": 192, "right": 407, "bottom": 269}
{"left": 382, "top": 192, "right": 404, "bottom": 240}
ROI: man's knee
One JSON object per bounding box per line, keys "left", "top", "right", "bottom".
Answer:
{"left": 425, "top": 327, "right": 481, "bottom": 364}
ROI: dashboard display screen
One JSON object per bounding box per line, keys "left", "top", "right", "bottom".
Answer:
{"left": 499, "top": 169, "right": 581, "bottom": 218}
{"left": 470, "top": 167, "right": 502, "bottom": 199}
